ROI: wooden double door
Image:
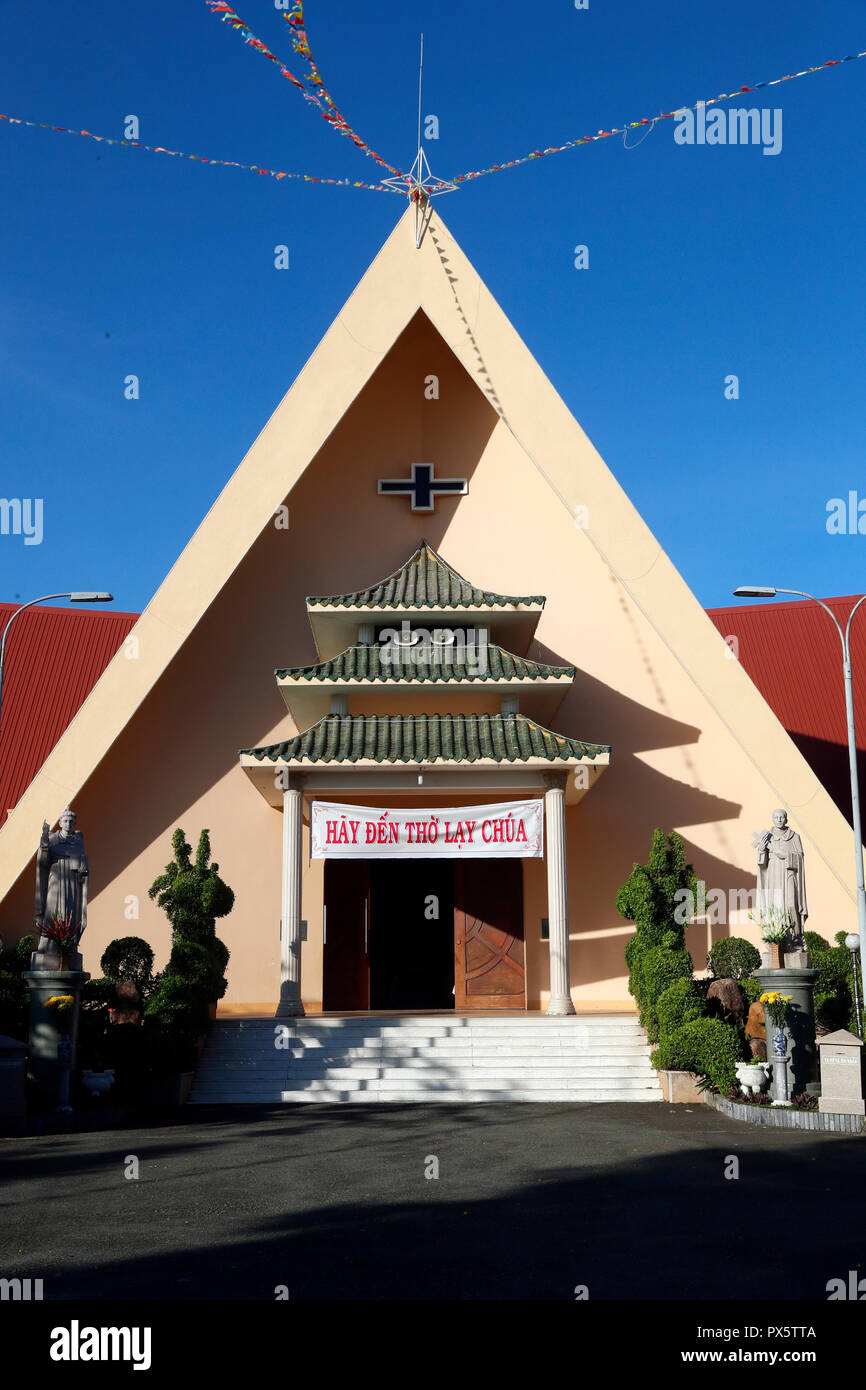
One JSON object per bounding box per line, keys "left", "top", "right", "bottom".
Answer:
{"left": 323, "top": 857, "right": 525, "bottom": 1011}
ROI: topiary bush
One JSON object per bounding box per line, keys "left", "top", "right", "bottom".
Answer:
{"left": 618, "top": 829, "right": 697, "bottom": 951}
{"left": 652, "top": 1017, "right": 747, "bottom": 1092}
{"left": 618, "top": 830, "right": 697, "bottom": 1037}
{"left": 100, "top": 936, "right": 154, "bottom": 990}
{"left": 707, "top": 936, "right": 762, "bottom": 981}
{"left": 144, "top": 828, "right": 233, "bottom": 1072}
{"left": 656, "top": 976, "right": 704, "bottom": 1036}
{"left": 634, "top": 937, "right": 693, "bottom": 1042}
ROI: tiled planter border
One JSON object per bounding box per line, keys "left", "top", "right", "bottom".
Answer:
{"left": 707, "top": 1091, "right": 864, "bottom": 1133}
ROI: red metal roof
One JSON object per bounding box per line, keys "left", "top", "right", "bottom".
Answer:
{"left": 0, "top": 603, "right": 139, "bottom": 828}
{"left": 2, "top": 594, "right": 864, "bottom": 832}
{"left": 707, "top": 594, "right": 866, "bottom": 825}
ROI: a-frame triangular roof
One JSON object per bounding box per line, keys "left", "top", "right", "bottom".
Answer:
{"left": 0, "top": 205, "right": 860, "bottom": 912}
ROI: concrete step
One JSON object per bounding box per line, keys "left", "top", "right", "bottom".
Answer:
{"left": 191, "top": 1014, "right": 662, "bottom": 1104}
{"left": 191, "top": 1073, "right": 660, "bottom": 1096}
{"left": 198, "top": 1061, "right": 656, "bottom": 1073}
{"left": 211, "top": 1019, "right": 642, "bottom": 1035}
{"left": 189, "top": 1087, "right": 662, "bottom": 1104}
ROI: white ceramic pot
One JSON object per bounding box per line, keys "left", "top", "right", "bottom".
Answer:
{"left": 82, "top": 1069, "right": 115, "bottom": 1097}
{"left": 735, "top": 1061, "right": 769, "bottom": 1096}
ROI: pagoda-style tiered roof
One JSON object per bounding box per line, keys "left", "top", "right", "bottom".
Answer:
{"left": 307, "top": 542, "right": 545, "bottom": 611}
{"left": 240, "top": 713, "right": 609, "bottom": 767}
{"left": 241, "top": 544, "right": 610, "bottom": 802}
{"left": 305, "top": 542, "right": 546, "bottom": 658}
{"left": 276, "top": 642, "right": 575, "bottom": 727}
{"left": 276, "top": 643, "right": 573, "bottom": 683}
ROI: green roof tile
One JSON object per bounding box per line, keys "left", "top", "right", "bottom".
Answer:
{"left": 240, "top": 714, "right": 609, "bottom": 765}
{"left": 306, "top": 542, "right": 546, "bottom": 610}
{"left": 275, "top": 642, "right": 574, "bottom": 684}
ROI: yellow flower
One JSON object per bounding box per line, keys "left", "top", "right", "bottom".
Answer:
{"left": 43, "top": 994, "right": 74, "bottom": 1012}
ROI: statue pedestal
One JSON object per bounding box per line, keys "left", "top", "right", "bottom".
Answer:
{"left": 23, "top": 970, "right": 90, "bottom": 1108}
{"left": 755, "top": 966, "right": 819, "bottom": 1096}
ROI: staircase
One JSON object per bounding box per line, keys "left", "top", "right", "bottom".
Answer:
{"left": 190, "top": 1015, "right": 662, "bottom": 1103}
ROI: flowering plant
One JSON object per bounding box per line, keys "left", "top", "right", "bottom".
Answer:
{"left": 42, "top": 914, "right": 83, "bottom": 949}
{"left": 760, "top": 990, "right": 791, "bottom": 1028}
{"left": 43, "top": 994, "right": 74, "bottom": 1013}
{"left": 749, "top": 904, "right": 793, "bottom": 943}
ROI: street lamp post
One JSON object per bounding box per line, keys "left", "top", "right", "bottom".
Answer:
{"left": 0, "top": 592, "right": 114, "bottom": 741}
{"left": 732, "top": 585, "right": 866, "bottom": 960}
{"left": 845, "top": 934, "right": 862, "bottom": 1038}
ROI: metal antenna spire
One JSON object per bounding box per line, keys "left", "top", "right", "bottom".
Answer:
{"left": 382, "top": 32, "right": 457, "bottom": 246}
{"left": 417, "top": 33, "right": 424, "bottom": 158}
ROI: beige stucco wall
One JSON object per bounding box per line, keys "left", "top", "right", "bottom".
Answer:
{"left": 0, "top": 211, "right": 858, "bottom": 1011}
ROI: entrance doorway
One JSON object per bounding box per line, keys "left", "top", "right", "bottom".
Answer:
{"left": 322, "top": 857, "right": 526, "bottom": 1012}
{"left": 369, "top": 859, "right": 454, "bottom": 1010}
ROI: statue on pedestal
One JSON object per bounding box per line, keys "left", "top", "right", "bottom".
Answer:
{"left": 754, "top": 809, "right": 808, "bottom": 964}
{"left": 32, "top": 808, "right": 88, "bottom": 971}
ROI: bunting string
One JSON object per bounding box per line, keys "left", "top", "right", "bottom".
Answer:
{"left": 0, "top": 111, "right": 394, "bottom": 192}
{"left": 205, "top": 0, "right": 403, "bottom": 177}
{"left": 2, "top": 28, "right": 864, "bottom": 202}
{"left": 443, "top": 47, "right": 866, "bottom": 190}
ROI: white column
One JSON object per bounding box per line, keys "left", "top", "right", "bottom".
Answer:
{"left": 277, "top": 778, "right": 305, "bottom": 1017}
{"left": 545, "top": 775, "right": 575, "bottom": 1016}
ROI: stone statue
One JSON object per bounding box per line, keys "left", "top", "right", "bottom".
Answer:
{"left": 32, "top": 807, "right": 88, "bottom": 970}
{"left": 754, "top": 808, "right": 808, "bottom": 954}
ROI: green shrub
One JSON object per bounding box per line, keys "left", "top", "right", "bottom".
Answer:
{"left": 0, "top": 969, "right": 27, "bottom": 1041}
{"left": 707, "top": 936, "right": 761, "bottom": 981}
{"left": 15, "top": 933, "right": 33, "bottom": 967}
{"left": 100, "top": 936, "right": 154, "bottom": 989}
{"left": 635, "top": 942, "right": 693, "bottom": 1042}
{"left": 618, "top": 830, "right": 697, "bottom": 1039}
{"left": 83, "top": 977, "right": 116, "bottom": 1008}
{"left": 617, "top": 829, "right": 697, "bottom": 952}
{"left": 145, "top": 829, "right": 233, "bottom": 1070}
{"left": 740, "top": 976, "right": 764, "bottom": 1006}
{"left": 656, "top": 977, "right": 704, "bottom": 1036}
{"left": 169, "top": 938, "right": 229, "bottom": 1003}
{"left": 0, "top": 933, "right": 33, "bottom": 976}
{"left": 806, "top": 930, "right": 854, "bottom": 1031}
{"left": 143, "top": 976, "right": 210, "bottom": 1073}
{"left": 652, "top": 1017, "right": 747, "bottom": 1091}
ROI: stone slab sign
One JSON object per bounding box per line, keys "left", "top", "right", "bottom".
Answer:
{"left": 818, "top": 1029, "right": 865, "bottom": 1116}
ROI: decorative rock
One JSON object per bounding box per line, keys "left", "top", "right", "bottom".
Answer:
{"left": 746, "top": 997, "right": 767, "bottom": 1059}
{"left": 110, "top": 980, "right": 141, "bottom": 1026}
{"left": 745, "top": 1001, "right": 766, "bottom": 1042}
{"left": 818, "top": 1029, "right": 865, "bottom": 1116}
{"left": 706, "top": 977, "right": 746, "bottom": 1024}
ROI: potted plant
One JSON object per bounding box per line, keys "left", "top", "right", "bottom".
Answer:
{"left": 749, "top": 905, "right": 792, "bottom": 968}
{"left": 42, "top": 915, "right": 84, "bottom": 969}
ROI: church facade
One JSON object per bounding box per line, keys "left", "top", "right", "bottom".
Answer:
{"left": 0, "top": 209, "right": 858, "bottom": 1015}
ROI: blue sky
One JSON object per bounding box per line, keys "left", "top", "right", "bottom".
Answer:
{"left": 1, "top": 0, "right": 864, "bottom": 614}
